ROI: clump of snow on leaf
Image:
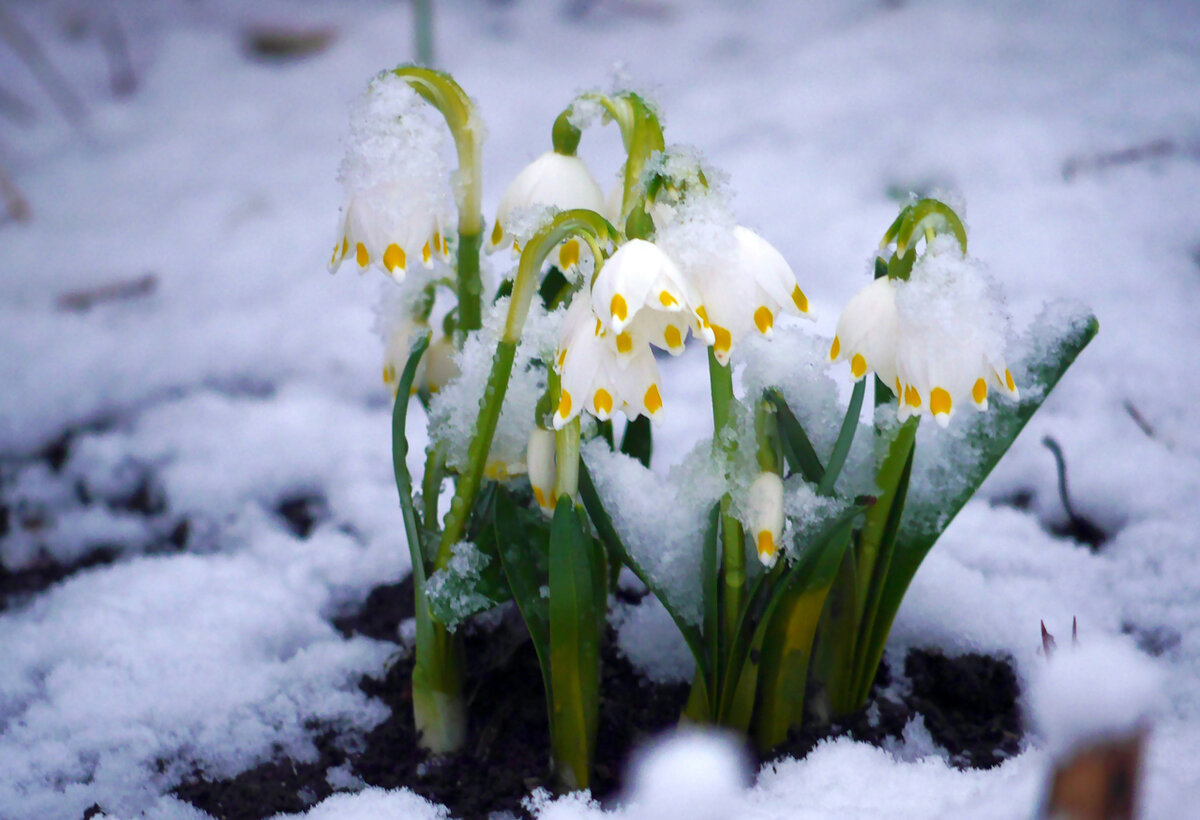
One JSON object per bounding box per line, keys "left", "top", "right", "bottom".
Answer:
{"left": 582, "top": 438, "right": 724, "bottom": 625}
{"left": 1030, "top": 636, "right": 1162, "bottom": 758}
{"left": 428, "top": 297, "right": 562, "bottom": 476}
{"left": 425, "top": 540, "right": 497, "bottom": 631}
{"left": 611, "top": 596, "right": 695, "bottom": 684}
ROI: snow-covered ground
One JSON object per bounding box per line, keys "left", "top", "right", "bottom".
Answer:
{"left": 2, "top": 0, "right": 1199, "bottom": 817}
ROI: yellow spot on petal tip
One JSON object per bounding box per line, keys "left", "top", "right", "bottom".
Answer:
{"left": 559, "top": 239, "right": 580, "bottom": 270}
{"left": 610, "top": 293, "right": 628, "bottom": 323}
{"left": 791, "top": 285, "right": 809, "bottom": 314}
{"left": 556, "top": 349, "right": 567, "bottom": 369}
{"left": 616, "top": 332, "right": 633, "bottom": 354}
{"left": 422, "top": 241, "right": 432, "bottom": 265}
{"left": 644, "top": 384, "right": 663, "bottom": 415}
{"left": 658, "top": 290, "right": 678, "bottom": 308}
{"left": 850, "top": 353, "right": 867, "bottom": 379}
{"left": 384, "top": 244, "right": 406, "bottom": 274}
{"left": 695, "top": 305, "right": 710, "bottom": 326}
{"left": 557, "top": 390, "right": 572, "bottom": 419}
{"left": 905, "top": 385, "right": 922, "bottom": 408}
{"left": 930, "top": 387, "right": 952, "bottom": 418}
{"left": 593, "top": 388, "right": 613, "bottom": 416}
{"left": 711, "top": 324, "right": 732, "bottom": 354}
{"left": 756, "top": 531, "right": 776, "bottom": 561}
{"left": 490, "top": 222, "right": 503, "bottom": 246}
{"left": 355, "top": 242, "right": 369, "bottom": 267}
{"left": 754, "top": 306, "right": 774, "bottom": 335}
{"left": 1005, "top": 369, "right": 1016, "bottom": 393}
{"left": 972, "top": 378, "right": 988, "bottom": 405}
{"left": 533, "top": 486, "right": 546, "bottom": 509}
{"left": 664, "top": 325, "right": 682, "bottom": 349}
{"left": 830, "top": 336, "right": 841, "bottom": 360}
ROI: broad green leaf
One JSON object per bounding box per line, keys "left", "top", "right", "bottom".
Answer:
{"left": 766, "top": 390, "right": 825, "bottom": 485}
{"left": 493, "top": 488, "right": 552, "bottom": 713}
{"left": 549, "top": 500, "right": 603, "bottom": 791}
{"left": 578, "top": 463, "right": 712, "bottom": 696}
{"left": 858, "top": 310, "right": 1099, "bottom": 697}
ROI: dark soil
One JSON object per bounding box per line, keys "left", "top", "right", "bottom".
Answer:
{"left": 174, "top": 577, "right": 1025, "bottom": 820}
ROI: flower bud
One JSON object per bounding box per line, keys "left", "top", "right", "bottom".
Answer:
{"left": 527, "top": 428, "right": 557, "bottom": 514}
{"left": 747, "top": 472, "right": 784, "bottom": 568}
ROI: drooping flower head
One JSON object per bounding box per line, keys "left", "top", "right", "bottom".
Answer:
{"left": 553, "top": 289, "right": 664, "bottom": 429}
{"left": 490, "top": 151, "right": 605, "bottom": 273}
{"left": 330, "top": 72, "right": 455, "bottom": 280}
{"left": 746, "top": 472, "right": 785, "bottom": 568}
{"left": 831, "top": 199, "right": 1017, "bottom": 427}
{"left": 655, "top": 196, "right": 812, "bottom": 365}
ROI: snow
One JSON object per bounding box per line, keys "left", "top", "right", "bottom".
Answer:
{"left": 1030, "top": 636, "right": 1163, "bottom": 758}
{"left": 3, "top": 0, "right": 1200, "bottom": 817}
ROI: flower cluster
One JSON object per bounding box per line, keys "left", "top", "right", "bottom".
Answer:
{"left": 830, "top": 235, "right": 1017, "bottom": 426}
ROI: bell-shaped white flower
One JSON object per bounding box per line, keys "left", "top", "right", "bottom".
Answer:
{"left": 330, "top": 74, "right": 455, "bottom": 280}
{"left": 490, "top": 151, "right": 605, "bottom": 272}
{"left": 423, "top": 335, "right": 460, "bottom": 394}
{"left": 831, "top": 236, "right": 1018, "bottom": 427}
{"left": 590, "top": 238, "right": 709, "bottom": 361}
{"left": 830, "top": 275, "right": 900, "bottom": 388}
{"left": 381, "top": 318, "right": 428, "bottom": 396}
{"left": 526, "top": 428, "right": 557, "bottom": 514}
{"left": 747, "top": 472, "right": 785, "bottom": 568}
{"left": 660, "top": 220, "right": 812, "bottom": 365}
{"left": 553, "top": 291, "right": 665, "bottom": 429}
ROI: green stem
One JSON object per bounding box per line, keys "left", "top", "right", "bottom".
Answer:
{"left": 551, "top": 92, "right": 665, "bottom": 225}
{"left": 434, "top": 210, "right": 616, "bottom": 570}
{"left": 391, "top": 66, "right": 484, "bottom": 332}
{"left": 708, "top": 350, "right": 744, "bottom": 680}
{"left": 412, "top": 0, "right": 434, "bottom": 66}
{"left": 817, "top": 378, "right": 865, "bottom": 497}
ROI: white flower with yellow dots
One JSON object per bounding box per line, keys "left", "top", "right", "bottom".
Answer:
{"left": 658, "top": 214, "right": 812, "bottom": 365}
{"left": 553, "top": 290, "right": 665, "bottom": 430}
{"left": 330, "top": 73, "right": 455, "bottom": 280}
{"left": 590, "top": 238, "right": 710, "bottom": 358}
{"left": 832, "top": 236, "right": 1018, "bottom": 427}
{"left": 490, "top": 151, "right": 605, "bottom": 272}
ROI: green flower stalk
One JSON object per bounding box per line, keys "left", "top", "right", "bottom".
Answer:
{"left": 391, "top": 66, "right": 485, "bottom": 333}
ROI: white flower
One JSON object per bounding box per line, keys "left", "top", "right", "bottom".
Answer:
{"left": 526, "top": 429, "right": 557, "bottom": 514}
{"left": 659, "top": 218, "right": 812, "bottom": 365}
{"left": 831, "top": 237, "right": 1018, "bottom": 427}
{"left": 747, "top": 472, "right": 784, "bottom": 568}
{"left": 330, "top": 74, "right": 454, "bottom": 280}
{"left": 830, "top": 275, "right": 900, "bottom": 387}
{"left": 553, "top": 290, "right": 664, "bottom": 429}
{"left": 590, "top": 238, "right": 709, "bottom": 361}
{"left": 381, "top": 318, "right": 428, "bottom": 395}
{"left": 490, "top": 151, "right": 605, "bottom": 272}
{"left": 423, "top": 335, "right": 460, "bottom": 394}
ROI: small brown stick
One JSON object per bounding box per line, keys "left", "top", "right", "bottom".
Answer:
{"left": 0, "top": 159, "right": 31, "bottom": 223}
{"left": 0, "top": 4, "right": 88, "bottom": 133}
{"left": 57, "top": 273, "right": 157, "bottom": 311}
{"left": 97, "top": 5, "right": 137, "bottom": 96}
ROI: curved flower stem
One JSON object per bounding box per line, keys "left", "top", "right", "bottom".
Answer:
{"left": 551, "top": 91, "right": 665, "bottom": 227}
{"left": 434, "top": 209, "right": 617, "bottom": 570}
{"left": 555, "top": 417, "right": 581, "bottom": 502}
{"left": 391, "top": 66, "right": 485, "bottom": 332}
{"left": 707, "top": 350, "right": 744, "bottom": 676}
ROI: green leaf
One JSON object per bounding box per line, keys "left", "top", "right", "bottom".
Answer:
{"left": 701, "top": 503, "right": 720, "bottom": 712}
{"left": 578, "top": 463, "right": 712, "bottom": 695}
{"left": 718, "top": 500, "right": 865, "bottom": 729}
{"left": 493, "top": 488, "right": 552, "bottom": 712}
{"left": 817, "top": 378, "right": 865, "bottom": 497}
{"left": 549, "top": 500, "right": 603, "bottom": 791}
{"left": 766, "top": 390, "right": 825, "bottom": 485}
{"left": 620, "top": 414, "right": 653, "bottom": 468}
{"left": 858, "top": 310, "right": 1099, "bottom": 697}
{"left": 392, "top": 334, "right": 432, "bottom": 639}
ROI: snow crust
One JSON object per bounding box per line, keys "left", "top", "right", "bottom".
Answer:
{"left": 3, "top": 0, "right": 1200, "bottom": 817}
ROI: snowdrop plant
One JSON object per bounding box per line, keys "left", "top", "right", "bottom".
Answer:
{"left": 331, "top": 65, "right": 1097, "bottom": 790}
